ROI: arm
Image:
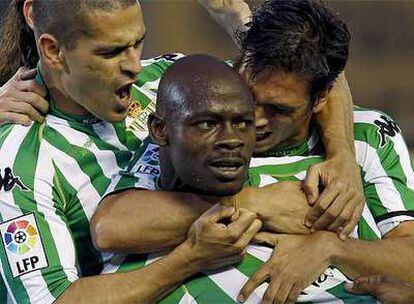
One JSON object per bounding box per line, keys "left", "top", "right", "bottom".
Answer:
{"left": 61, "top": 205, "right": 261, "bottom": 303}
{"left": 92, "top": 181, "right": 310, "bottom": 254}
{"left": 239, "top": 224, "right": 414, "bottom": 304}
{"left": 197, "top": 0, "right": 252, "bottom": 44}
{"left": 0, "top": 67, "right": 48, "bottom": 126}
{"left": 304, "top": 72, "right": 365, "bottom": 236}
{"left": 331, "top": 222, "right": 414, "bottom": 283}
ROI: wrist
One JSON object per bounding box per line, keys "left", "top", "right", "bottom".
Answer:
{"left": 327, "top": 232, "right": 346, "bottom": 265}
{"left": 237, "top": 187, "right": 264, "bottom": 217}
{"left": 170, "top": 241, "right": 203, "bottom": 275}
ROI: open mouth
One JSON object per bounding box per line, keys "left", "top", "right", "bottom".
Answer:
{"left": 115, "top": 83, "right": 133, "bottom": 105}
{"left": 208, "top": 158, "right": 245, "bottom": 180}
{"left": 210, "top": 159, "right": 243, "bottom": 171}
{"left": 256, "top": 131, "right": 272, "bottom": 141}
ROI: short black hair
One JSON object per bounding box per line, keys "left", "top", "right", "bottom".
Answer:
{"left": 32, "top": 0, "right": 138, "bottom": 50}
{"left": 237, "top": 0, "right": 350, "bottom": 102}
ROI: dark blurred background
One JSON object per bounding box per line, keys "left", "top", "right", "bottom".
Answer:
{"left": 1, "top": 0, "right": 413, "bottom": 150}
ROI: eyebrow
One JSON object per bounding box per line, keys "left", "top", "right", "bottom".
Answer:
{"left": 93, "top": 32, "right": 146, "bottom": 53}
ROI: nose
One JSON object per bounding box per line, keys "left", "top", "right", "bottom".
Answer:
{"left": 214, "top": 123, "right": 244, "bottom": 150}
{"left": 121, "top": 47, "right": 142, "bottom": 79}
{"left": 255, "top": 106, "right": 268, "bottom": 128}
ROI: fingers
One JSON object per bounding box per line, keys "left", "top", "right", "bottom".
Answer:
{"left": 8, "top": 99, "right": 44, "bottom": 123}
{"left": 15, "top": 81, "right": 49, "bottom": 114}
{"left": 252, "top": 232, "right": 280, "bottom": 246}
{"left": 19, "top": 68, "right": 38, "bottom": 81}
{"left": 341, "top": 202, "right": 364, "bottom": 238}
{"left": 233, "top": 218, "right": 262, "bottom": 248}
{"left": 345, "top": 276, "right": 382, "bottom": 296}
{"left": 0, "top": 112, "right": 32, "bottom": 127}
{"left": 238, "top": 265, "right": 270, "bottom": 302}
{"left": 202, "top": 203, "right": 235, "bottom": 223}
{"left": 303, "top": 164, "right": 320, "bottom": 206}
{"left": 228, "top": 208, "right": 257, "bottom": 237}
{"left": 305, "top": 185, "right": 340, "bottom": 229}
{"left": 312, "top": 190, "right": 352, "bottom": 231}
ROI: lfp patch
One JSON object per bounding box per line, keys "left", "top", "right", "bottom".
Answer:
{"left": 0, "top": 213, "right": 48, "bottom": 278}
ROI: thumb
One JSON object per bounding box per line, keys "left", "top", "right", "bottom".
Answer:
{"left": 303, "top": 165, "right": 320, "bottom": 206}
{"left": 252, "top": 232, "right": 282, "bottom": 246}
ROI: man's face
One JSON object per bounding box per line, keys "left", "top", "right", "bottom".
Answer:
{"left": 59, "top": 5, "right": 145, "bottom": 122}
{"left": 168, "top": 82, "right": 256, "bottom": 196}
{"left": 246, "top": 71, "right": 314, "bottom": 154}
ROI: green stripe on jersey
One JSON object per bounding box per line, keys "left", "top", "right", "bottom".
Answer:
{"left": 13, "top": 124, "right": 72, "bottom": 299}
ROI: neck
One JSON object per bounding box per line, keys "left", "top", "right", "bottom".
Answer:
{"left": 40, "top": 64, "right": 90, "bottom": 117}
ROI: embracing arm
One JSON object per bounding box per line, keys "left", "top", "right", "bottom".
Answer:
{"left": 304, "top": 72, "right": 364, "bottom": 236}
{"left": 91, "top": 182, "right": 310, "bottom": 254}
{"left": 91, "top": 189, "right": 211, "bottom": 253}
{"left": 63, "top": 205, "right": 260, "bottom": 303}
{"left": 57, "top": 243, "right": 199, "bottom": 304}
{"left": 330, "top": 222, "right": 414, "bottom": 283}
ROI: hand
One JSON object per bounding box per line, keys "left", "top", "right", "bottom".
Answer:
{"left": 303, "top": 154, "right": 364, "bottom": 238}
{"left": 238, "top": 231, "right": 336, "bottom": 304}
{"left": 0, "top": 67, "right": 48, "bottom": 126}
{"left": 241, "top": 181, "right": 310, "bottom": 234}
{"left": 198, "top": 0, "right": 252, "bottom": 42}
{"left": 184, "top": 204, "right": 262, "bottom": 271}
{"left": 346, "top": 275, "right": 414, "bottom": 304}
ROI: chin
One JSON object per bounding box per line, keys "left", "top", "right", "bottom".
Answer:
{"left": 100, "top": 110, "right": 128, "bottom": 123}
{"left": 208, "top": 183, "right": 244, "bottom": 197}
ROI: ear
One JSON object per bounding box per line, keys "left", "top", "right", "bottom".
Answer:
{"left": 38, "top": 33, "right": 65, "bottom": 70}
{"left": 23, "top": 0, "right": 34, "bottom": 30}
{"left": 312, "top": 90, "right": 329, "bottom": 114}
{"left": 148, "top": 113, "right": 168, "bottom": 146}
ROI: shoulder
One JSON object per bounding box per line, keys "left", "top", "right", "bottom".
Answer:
{"left": 353, "top": 106, "right": 403, "bottom": 150}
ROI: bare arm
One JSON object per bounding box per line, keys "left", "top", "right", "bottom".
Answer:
{"left": 91, "top": 182, "right": 310, "bottom": 253}
{"left": 57, "top": 243, "right": 199, "bottom": 304}
{"left": 239, "top": 222, "right": 414, "bottom": 303}
{"left": 62, "top": 205, "right": 261, "bottom": 303}
{"left": 198, "top": 0, "right": 252, "bottom": 43}
{"left": 304, "top": 73, "right": 365, "bottom": 237}
{"left": 332, "top": 222, "right": 414, "bottom": 283}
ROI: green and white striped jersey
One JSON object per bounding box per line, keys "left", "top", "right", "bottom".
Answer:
{"left": 108, "top": 103, "right": 414, "bottom": 303}
{"left": 0, "top": 54, "right": 181, "bottom": 304}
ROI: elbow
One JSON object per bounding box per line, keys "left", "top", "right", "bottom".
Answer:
{"left": 90, "top": 213, "right": 117, "bottom": 252}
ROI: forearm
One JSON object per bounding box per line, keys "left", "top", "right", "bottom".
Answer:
{"left": 91, "top": 189, "right": 212, "bottom": 253}
{"left": 315, "top": 73, "right": 355, "bottom": 157}
{"left": 332, "top": 235, "right": 414, "bottom": 283}
{"left": 57, "top": 243, "right": 198, "bottom": 303}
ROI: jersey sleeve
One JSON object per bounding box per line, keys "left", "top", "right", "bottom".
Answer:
{"left": 0, "top": 125, "right": 78, "bottom": 304}
{"left": 353, "top": 108, "right": 414, "bottom": 236}
{"left": 104, "top": 136, "right": 161, "bottom": 198}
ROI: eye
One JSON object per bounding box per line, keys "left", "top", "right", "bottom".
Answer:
{"left": 197, "top": 121, "right": 216, "bottom": 130}
{"left": 234, "top": 119, "right": 253, "bottom": 129}
{"left": 100, "top": 49, "right": 123, "bottom": 59}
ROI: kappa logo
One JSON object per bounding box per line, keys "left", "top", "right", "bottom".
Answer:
{"left": 0, "top": 167, "right": 29, "bottom": 192}
{"left": 0, "top": 214, "right": 48, "bottom": 278}
{"left": 374, "top": 115, "right": 401, "bottom": 148}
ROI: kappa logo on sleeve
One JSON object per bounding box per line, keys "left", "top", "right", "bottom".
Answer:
{"left": 0, "top": 213, "right": 48, "bottom": 278}
{"left": 374, "top": 115, "right": 401, "bottom": 148}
